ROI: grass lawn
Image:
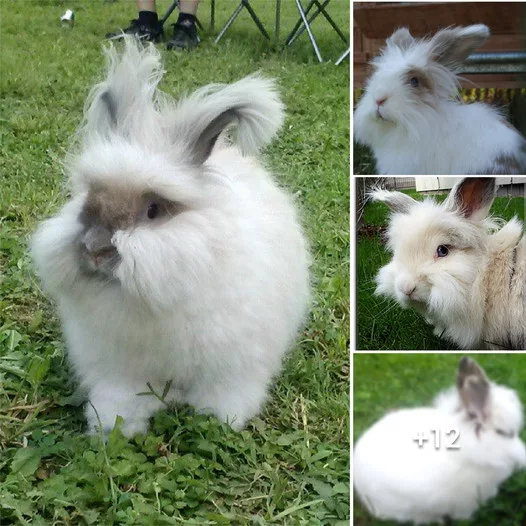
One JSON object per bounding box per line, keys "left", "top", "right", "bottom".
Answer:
{"left": 356, "top": 187, "right": 525, "bottom": 350}
{"left": 0, "top": 1, "right": 350, "bottom": 523}
{"left": 353, "top": 353, "right": 526, "bottom": 526}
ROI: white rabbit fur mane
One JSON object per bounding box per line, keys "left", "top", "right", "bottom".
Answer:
{"left": 31, "top": 37, "right": 310, "bottom": 436}
{"left": 354, "top": 25, "right": 526, "bottom": 174}
{"left": 354, "top": 359, "right": 526, "bottom": 524}
{"left": 372, "top": 179, "right": 525, "bottom": 350}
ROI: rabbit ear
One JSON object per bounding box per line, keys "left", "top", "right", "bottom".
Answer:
{"left": 169, "top": 75, "right": 285, "bottom": 165}
{"left": 369, "top": 188, "right": 416, "bottom": 214}
{"left": 444, "top": 177, "right": 496, "bottom": 221}
{"left": 83, "top": 36, "right": 163, "bottom": 140}
{"left": 456, "top": 357, "right": 491, "bottom": 420}
{"left": 387, "top": 27, "right": 415, "bottom": 50}
{"left": 430, "top": 25, "right": 490, "bottom": 70}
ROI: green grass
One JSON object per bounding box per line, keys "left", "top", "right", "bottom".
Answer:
{"left": 0, "top": 1, "right": 350, "bottom": 523}
{"left": 357, "top": 188, "right": 525, "bottom": 350}
{"left": 353, "top": 353, "right": 526, "bottom": 526}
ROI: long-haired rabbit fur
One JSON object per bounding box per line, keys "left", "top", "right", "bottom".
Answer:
{"left": 354, "top": 357, "right": 526, "bottom": 524}
{"left": 371, "top": 177, "right": 525, "bottom": 350}
{"left": 354, "top": 25, "right": 526, "bottom": 174}
{"left": 31, "top": 37, "right": 310, "bottom": 436}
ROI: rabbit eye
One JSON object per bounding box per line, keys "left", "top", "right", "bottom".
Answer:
{"left": 147, "top": 203, "right": 159, "bottom": 219}
{"left": 436, "top": 245, "right": 449, "bottom": 258}
{"left": 410, "top": 77, "right": 419, "bottom": 88}
{"left": 496, "top": 429, "right": 514, "bottom": 438}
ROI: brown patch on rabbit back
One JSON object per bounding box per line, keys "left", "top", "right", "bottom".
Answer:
{"left": 483, "top": 233, "right": 525, "bottom": 350}
{"left": 473, "top": 153, "right": 521, "bottom": 175}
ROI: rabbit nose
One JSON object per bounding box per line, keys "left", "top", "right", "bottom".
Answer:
{"left": 81, "top": 226, "right": 115, "bottom": 255}
{"left": 399, "top": 284, "right": 416, "bottom": 297}
{"left": 376, "top": 98, "right": 387, "bottom": 107}
{"left": 91, "top": 247, "right": 118, "bottom": 267}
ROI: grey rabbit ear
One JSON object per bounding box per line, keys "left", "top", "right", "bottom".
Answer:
{"left": 430, "top": 24, "right": 490, "bottom": 70}
{"left": 83, "top": 36, "right": 163, "bottom": 140}
{"left": 184, "top": 109, "right": 240, "bottom": 166}
{"left": 368, "top": 188, "right": 417, "bottom": 214}
{"left": 169, "top": 74, "right": 285, "bottom": 166}
{"left": 456, "top": 357, "right": 491, "bottom": 421}
{"left": 443, "top": 177, "right": 496, "bottom": 221}
{"left": 387, "top": 27, "right": 415, "bottom": 50}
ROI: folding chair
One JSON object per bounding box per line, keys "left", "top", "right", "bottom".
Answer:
{"left": 215, "top": 0, "right": 272, "bottom": 44}
{"left": 285, "top": 0, "right": 348, "bottom": 63}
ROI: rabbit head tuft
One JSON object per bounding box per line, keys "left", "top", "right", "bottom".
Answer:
{"left": 79, "top": 36, "right": 284, "bottom": 170}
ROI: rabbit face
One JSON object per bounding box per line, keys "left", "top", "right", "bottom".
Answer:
{"left": 77, "top": 182, "right": 182, "bottom": 280}
{"left": 372, "top": 179, "right": 498, "bottom": 346}
{"left": 376, "top": 200, "right": 486, "bottom": 312}
{"left": 355, "top": 25, "right": 490, "bottom": 145}
{"left": 359, "top": 47, "right": 443, "bottom": 131}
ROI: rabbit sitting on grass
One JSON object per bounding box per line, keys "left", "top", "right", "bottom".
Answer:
{"left": 354, "top": 357, "right": 526, "bottom": 524}
{"left": 31, "top": 37, "right": 310, "bottom": 437}
{"left": 371, "top": 177, "right": 525, "bottom": 350}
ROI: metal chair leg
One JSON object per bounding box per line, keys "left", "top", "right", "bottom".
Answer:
{"left": 214, "top": 0, "right": 270, "bottom": 44}
{"left": 275, "top": 0, "right": 281, "bottom": 40}
{"left": 285, "top": 0, "right": 316, "bottom": 45}
{"left": 312, "top": 0, "right": 347, "bottom": 43}
{"left": 293, "top": 0, "right": 323, "bottom": 62}
{"left": 160, "top": 0, "right": 179, "bottom": 27}
{"left": 289, "top": 0, "right": 346, "bottom": 46}
{"left": 244, "top": 0, "right": 270, "bottom": 39}
{"left": 335, "top": 47, "right": 350, "bottom": 66}
{"left": 210, "top": 0, "right": 215, "bottom": 31}
{"left": 215, "top": 2, "right": 244, "bottom": 43}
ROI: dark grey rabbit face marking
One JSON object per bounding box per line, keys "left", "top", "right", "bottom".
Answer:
{"left": 80, "top": 185, "right": 182, "bottom": 231}
{"left": 78, "top": 184, "right": 182, "bottom": 277}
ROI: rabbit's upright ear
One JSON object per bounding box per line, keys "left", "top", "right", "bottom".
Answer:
{"left": 387, "top": 27, "right": 415, "bottom": 50}
{"left": 83, "top": 37, "right": 163, "bottom": 140}
{"left": 368, "top": 188, "right": 416, "bottom": 214}
{"left": 430, "top": 25, "right": 490, "bottom": 70}
{"left": 444, "top": 177, "right": 496, "bottom": 221}
{"left": 169, "top": 75, "right": 285, "bottom": 165}
{"left": 457, "top": 357, "right": 490, "bottom": 421}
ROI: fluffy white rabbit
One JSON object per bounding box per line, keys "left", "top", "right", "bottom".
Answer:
{"left": 371, "top": 177, "right": 525, "bottom": 350}
{"left": 354, "top": 25, "right": 526, "bottom": 174}
{"left": 354, "top": 357, "right": 526, "bottom": 524}
{"left": 31, "top": 37, "right": 310, "bottom": 437}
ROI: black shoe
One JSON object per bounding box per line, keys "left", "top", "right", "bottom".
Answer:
{"left": 106, "top": 19, "right": 164, "bottom": 42}
{"left": 167, "top": 22, "right": 200, "bottom": 50}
